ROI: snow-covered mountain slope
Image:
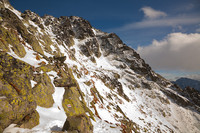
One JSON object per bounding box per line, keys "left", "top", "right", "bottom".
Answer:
{"left": 0, "top": 0, "right": 200, "bottom": 133}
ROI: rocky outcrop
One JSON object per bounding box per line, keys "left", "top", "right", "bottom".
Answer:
{"left": 32, "top": 73, "right": 55, "bottom": 108}
{"left": 0, "top": 52, "right": 39, "bottom": 132}
{"left": 53, "top": 65, "right": 76, "bottom": 88}
{"left": 62, "top": 114, "right": 93, "bottom": 133}
{"left": 61, "top": 70, "right": 94, "bottom": 132}
{"left": 0, "top": 25, "right": 26, "bottom": 57}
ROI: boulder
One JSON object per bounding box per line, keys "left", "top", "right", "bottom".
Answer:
{"left": 62, "top": 87, "right": 86, "bottom": 116}
{"left": 62, "top": 85, "right": 94, "bottom": 133}
{"left": 53, "top": 67, "right": 76, "bottom": 87}
{"left": 32, "top": 73, "right": 55, "bottom": 108}
{"left": 62, "top": 115, "right": 93, "bottom": 133}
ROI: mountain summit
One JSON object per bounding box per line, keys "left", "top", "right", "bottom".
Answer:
{"left": 0, "top": 1, "right": 200, "bottom": 132}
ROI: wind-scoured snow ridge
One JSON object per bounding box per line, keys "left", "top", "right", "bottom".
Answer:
{"left": 1, "top": 1, "right": 200, "bottom": 132}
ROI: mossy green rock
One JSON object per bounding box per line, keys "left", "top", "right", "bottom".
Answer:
{"left": 32, "top": 73, "right": 55, "bottom": 108}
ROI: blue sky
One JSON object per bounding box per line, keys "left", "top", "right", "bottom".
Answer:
{"left": 9, "top": 0, "right": 200, "bottom": 80}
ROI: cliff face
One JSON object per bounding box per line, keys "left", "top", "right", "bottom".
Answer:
{"left": 0, "top": 1, "right": 200, "bottom": 133}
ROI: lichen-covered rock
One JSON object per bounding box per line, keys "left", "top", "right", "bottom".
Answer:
{"left": 0, "top": 53, "right": 38, "bottom": 132}
{"left": 62, "top": 115, "right": 93, "bottom": 133}
{"left": 54, "top": 77, "right": 76, "bottom": 87}
{"left": 53, "top": 67, "right": 76, "bottom": 87}
{"left": 32, "top": 73, "right": 55, "bottom": 108}
{"left": 0, "top": 52, "right": 33, "bottom": 96}
{"left": 0, "top": 8, "right": 44, "bottom": 55}
{"left": 62, "top": 87, "right": 86, "bottom": 117}
{"left": 0, "top": 25, "right": 26, "bottom": 57}
{"left": 37, "top": 64, "right": 55, "bottom": 73}
{"left": 62, "top": 85, "right": 94, "bottom": 132}
{"left": 62, "top": 75, "right": 94, "bottom": 133}
{"left": 18, "top": 110, "right": 39, "bottom": 129}
{"left": 39, "top": 34, "right": 54, "bottom": 53}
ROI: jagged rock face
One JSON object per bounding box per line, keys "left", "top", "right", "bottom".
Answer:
{"left": 0, "top": 1, "right": 200, "bottom": 133}
{"left": 182, "top": 87, "right": 200, "bottom": 107}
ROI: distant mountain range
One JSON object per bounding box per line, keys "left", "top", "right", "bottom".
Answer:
{"left": 172, "top": 77, "right": 200, "bottom": 92}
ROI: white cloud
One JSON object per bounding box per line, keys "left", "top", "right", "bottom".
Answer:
{"left": 157, "top": 72, "right": 178, "bottom": 81}
{"left": 111, "top": 16, "right": 200, "bottom": 32}
{"left": 141, "top": 6, "right": 167, "bottom": 19}
{"left": 137, "top": 32, "right": 200, "bottom": 71}
{"left": 186, "top": 74, "right": 200, "bottom": 81}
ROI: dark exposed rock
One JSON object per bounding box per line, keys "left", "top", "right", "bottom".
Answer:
{"left": 99, "top": 74, "right": 130, "bottom": 102}
{"left": 0, "top": 0, "right": 10, "bottom": 6}
{"left": 161, "top": 88, "right": 191, "bottom": 107}
{"left": 80, "top": 39, "right": 101, "bottom": 58}
{"left": 43, "top": 15, "right": 75, "bottom": 47}
{"left": 97, "top": 32, "right": 171, "bottom": 87}
{"left": 181, "top": 87, "right": 200, "bottom": 107}
{"left": 53, "top": 56, "right": 66, "bottom": 64}
{"left": 23, "top": 10, "right": 41, "bottom": 24}
{"left": 69, "top": 16, "right": 94, "bottom": 39}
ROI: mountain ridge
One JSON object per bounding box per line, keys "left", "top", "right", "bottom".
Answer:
{"left": 172, "top": 77, "right": 200, "bottom": 92}
{"left": 0, "top": 0, "right": 200, "bottom": 132}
